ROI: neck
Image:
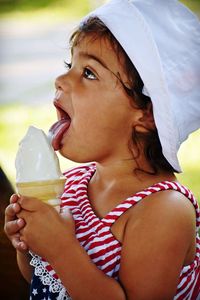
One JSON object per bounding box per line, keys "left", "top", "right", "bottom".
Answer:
{"left": 95, "top": 158, "right": 135, "bottom": 182}
{"left": 90, "top": 158, "right": 175, "bottom": 191}
{"left": 91, "top": 158, "right": 144, "bottom": 190}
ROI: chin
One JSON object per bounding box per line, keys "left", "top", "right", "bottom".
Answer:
{"left": 58, "top": 148, "right": 93, "bottom": 164}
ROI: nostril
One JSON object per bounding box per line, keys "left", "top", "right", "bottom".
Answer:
{"left": 55, "top": 75, "right": 63, "bottom": 90}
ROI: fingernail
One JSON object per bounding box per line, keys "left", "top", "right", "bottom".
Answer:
{"left": 17, "top": 218, "right": 23, "bottom": 226}
{"left": 10, "top": 194, "right": 17, "bottom": 202}
{"left": 21, "top": 243, "right": 27, "bottom": 250}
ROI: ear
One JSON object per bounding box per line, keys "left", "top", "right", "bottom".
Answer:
{"left": 134, "top": 102, "right": 156, "bottom": 133}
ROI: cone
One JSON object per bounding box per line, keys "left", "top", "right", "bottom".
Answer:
{"left": 16, "top": 178, "right": 66, "bottom": 210}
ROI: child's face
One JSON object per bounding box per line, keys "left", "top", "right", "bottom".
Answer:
{"left": 54, "top": 34, "right": 141, "bottom": 164}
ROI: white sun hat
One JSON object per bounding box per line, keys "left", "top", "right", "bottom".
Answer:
{"left": 82, "top": 0, "right": 200, "bottom": 172}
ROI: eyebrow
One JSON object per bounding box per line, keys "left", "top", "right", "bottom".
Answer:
{"left": 72, "top": 49, "right": 125, "bottom": 86}
{"left": 78, "top": 51, "right": 109, "bottom": 70}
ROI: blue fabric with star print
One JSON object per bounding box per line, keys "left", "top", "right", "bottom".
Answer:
{"left": 30, "top": 272, "right": 71, "bottom": 300}
{"left": 30, "top": 273, "right": 59, "bottom": 300}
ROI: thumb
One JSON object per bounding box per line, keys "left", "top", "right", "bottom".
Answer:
{"left": 18, "top": 195, "right": 43, "bottom": 211}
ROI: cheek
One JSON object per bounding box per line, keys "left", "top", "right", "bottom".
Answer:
{"left": 70, "top": 88, "right": 134, "bottom": 138}
{"left": 74, "top": 104, "right": 132, "bottom": 140}
{"left": 72, "top": 102, "right": 102, "bottom": 130}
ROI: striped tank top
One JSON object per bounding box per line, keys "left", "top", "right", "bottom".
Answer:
{"left": 30, "top": 163, "right": 200, "bottom": 300}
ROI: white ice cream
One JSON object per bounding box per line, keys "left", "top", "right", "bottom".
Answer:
{"left": 15, "top": 126, "right": 63, "bottom": 183}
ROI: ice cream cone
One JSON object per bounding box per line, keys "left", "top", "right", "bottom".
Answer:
{"left": 16, "top": 177, "right": 66, "bottom": 211}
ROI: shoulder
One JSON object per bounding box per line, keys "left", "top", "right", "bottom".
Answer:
{"left": 129, "top": 180, "right": 197, "bottom": 223}
{"left": 127, "top": 185, "right": 196, "bottom": 238}
{"left": 122, "top": 184, "right": 197, "bottom": 271}
{"left": 118, "top": 184, "right": 197, "bottom": 298}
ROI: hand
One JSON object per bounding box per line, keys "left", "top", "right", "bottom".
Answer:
{"left": 4, "top": 194, "right": 28, "bottom": 252}
{"left": 17, "top": 196, "right": 75, "bottom": 261}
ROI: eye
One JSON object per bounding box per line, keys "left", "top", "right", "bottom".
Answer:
{"left": 83, "top": 68, "right": 97, "bottom": 80}
{"left": 64, "top": 61, "right": 71, "bottom": 70}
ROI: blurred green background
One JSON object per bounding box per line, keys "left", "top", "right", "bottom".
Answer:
{"left": 0, "top": 0, "right": 94, "bottom": 19}
{"left": 0, "top": 0, "right": 200, "bottom": 18}
{"left": 0, "top": 0, "right": 200, "bottom": 203}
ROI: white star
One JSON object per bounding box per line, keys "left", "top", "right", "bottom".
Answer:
{"left": 32, "top": 289, "right": 38, "bottom": 296}
{"left": 42, "top": 298, "right": 46, "bottom": 300}
{"left": 42, "top": 288, "right": 47, "bottom": 293}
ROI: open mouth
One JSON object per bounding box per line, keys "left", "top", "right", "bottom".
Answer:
{"left": 55, "top": 101, "right": 71, "bottom": 121}
{"left": 48, "top": 101, "right": 71, "bottom": 151}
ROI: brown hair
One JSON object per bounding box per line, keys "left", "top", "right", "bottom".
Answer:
{"left": 70, "top": 17, "right": 175, "bottom": 174}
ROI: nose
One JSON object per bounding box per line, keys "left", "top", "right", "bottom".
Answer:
{"left": 55, "top": 73, "right": 66, "bottom": 91}
{"left": 55, "top": 71, "right": 73, "bottom": 92}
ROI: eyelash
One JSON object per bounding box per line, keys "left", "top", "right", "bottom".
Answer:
{"left": 64, "top": 61, "right": 97, "bottom": 80}
{"left": 64, "top": 61, "right": 72, "bottom": 70}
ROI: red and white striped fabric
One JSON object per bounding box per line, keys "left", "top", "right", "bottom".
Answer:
{"left": 31, "top": 163, "right": 200, "bottom": 299}
{"left": 61, "top": 163, "right": 200, "bottom": 299}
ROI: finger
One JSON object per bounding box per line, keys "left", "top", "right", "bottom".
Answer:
{"left": 17, "top": 210, "right": 26, "bottom": 220}
{"left": 19, "top": 227, "right": 24, "bottom": 236}
{"left": 5, "top": 203, "right": 21, "bottom": 223}
{"left": 12, "top": 235, "right": 28, "bottom": 252}
{"left": 10, "top": 194, "right": 19, "bottom": 204}
{"left": 17, "top": 241, "right": 28, "bottom": 252}
{"left": 4, "top": 218, "right": 26, "bottom": 236}
{"left": 17, "top": 208, "right": 35, "bottom": 221}
{"left": 18, "top": 195, "right": 43, "bottom": 211}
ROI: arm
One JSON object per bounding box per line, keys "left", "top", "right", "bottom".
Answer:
{"left": 17, "top": 250, "right": 33, "bottom": 283}
{"left": 49, "top": 235, "right": 126, "bottom": 300}
{"left": 17, "top": 196, "right": 126, "bottom": 300}
{"left": 118, "top": 190, "right": 196, "bottom": 300}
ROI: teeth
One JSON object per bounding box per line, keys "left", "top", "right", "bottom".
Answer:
{"left": 55, "top": 90, "right": 63, "bottom": 100}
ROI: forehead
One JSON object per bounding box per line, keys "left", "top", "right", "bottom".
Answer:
{"left": 72, "top": 33, "right": 125, "bottom": 72}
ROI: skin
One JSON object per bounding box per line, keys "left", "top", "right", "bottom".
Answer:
{"left": 4, "top": 34, "right": 196, "bottom": 299}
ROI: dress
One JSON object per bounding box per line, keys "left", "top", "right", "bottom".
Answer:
{"left": 30, "top": 163, "right": 200, "bottom": 300}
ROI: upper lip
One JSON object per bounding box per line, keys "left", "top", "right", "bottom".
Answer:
{"left": 53, "top": 99, "right": 71, "bottom": 120}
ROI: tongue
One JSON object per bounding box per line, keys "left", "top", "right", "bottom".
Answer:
{"left": 48, "top": 119, "right": 71, "bottom": 151}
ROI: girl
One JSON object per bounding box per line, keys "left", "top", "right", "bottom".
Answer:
{"left": 4, "top": 0, "right": 200, "bottom": 299}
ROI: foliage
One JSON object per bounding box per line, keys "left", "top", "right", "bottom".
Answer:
{"left": 0, "top": 0, "right": 92, "bottom": 19}
{"left": 181, "top": 0, "right": 200, "bottom": 13}
{"left": 0, "top": 0, "right": 199, "bottom": 19}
